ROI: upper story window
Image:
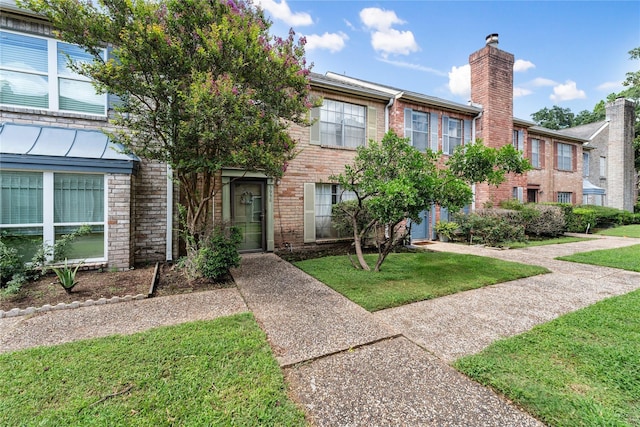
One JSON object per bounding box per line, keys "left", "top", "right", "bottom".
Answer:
{"left": 404, "top": 109, "right": 429, "bottom": 152}
{"left": 600, "top": 156, "right": 607, "bottom": 177}
{"left": 512, "top": 129, "right": 524, "bottom": 151}
{"left": 556, "top": 142, "right": 573, "bottom": 171}
{"left": 583, "top": 152, "right": 590, "bottom": 177}
{"left": 0, "top": 30, "right": 106, "bottom": 115}
{"left": 319, "top": 99, "right": 366, "bottom": 148}
{"left": 530, "top": 138, "right": 541, "bottom": 168}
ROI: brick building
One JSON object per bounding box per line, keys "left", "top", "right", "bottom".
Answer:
{"left": 1, "top": 0, "right": 635, "bottom": 267}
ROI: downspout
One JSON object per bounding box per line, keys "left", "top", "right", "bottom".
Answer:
{"left": 166, "top": 164, "right": 173, "bottom": 261}
{"left": 385, "top": 91, "right": 404, "bottom": 132}
{"left": 470, "top": 105, "right": 483, "bottom": 212}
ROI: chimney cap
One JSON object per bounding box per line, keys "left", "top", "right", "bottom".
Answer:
{"left": 486, "top": 33, "right": 499, "bottom": 46}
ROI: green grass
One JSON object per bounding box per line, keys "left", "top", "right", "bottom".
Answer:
{"left": 454, "top": 289, "right": 640, "bottom": 427}
{"left": 597, "top": 224, "right": 640, "bottom": 238}
{"left": 557, "top": 244, "right": 640, "bottom": 272}
{"left": 505, "top": 236, "right": 594, "bottom": 249}
{"left": 294, "top": 252, "right": 549, "bottom": 311}
{"left": 0, "top": 313, "right": 307, "bottom": 426}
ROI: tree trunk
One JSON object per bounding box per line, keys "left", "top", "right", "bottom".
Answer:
{"left": 352, "top": 217, "right": 370, "bottom": 270}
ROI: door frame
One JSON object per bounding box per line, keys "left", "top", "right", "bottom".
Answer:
{"left": 221, "top": 170, "right": 274, "bottom": 252}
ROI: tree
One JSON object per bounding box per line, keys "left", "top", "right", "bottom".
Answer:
{"left": 331, "top": 132, "right": 530, "bottom": 272}
{"left": 23, "top": 0, "right": 316, "bottom": 259}
{"left": 530, "top": 105, "right": 575, "bottom": 129}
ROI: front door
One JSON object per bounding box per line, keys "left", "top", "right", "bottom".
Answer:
{"left": 410, "top": 210, "right": 429, "bottom": 241}
{"left": 231, "top": 180, "right": 265, "bottom": 251}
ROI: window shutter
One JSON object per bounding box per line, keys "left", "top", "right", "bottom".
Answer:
{"left": 517, "top": 130, "right": 524, "bottom": 151}
{"left": 430, "top": 112, "right": 439, "bottom": 151}
{"left": 572, "top": 192, "right": 576, "bottom": 204}
{"left": 309, "top": 107, "right": 321, "bottom": 145}
{"left": 527, "top": 137, "right": 533, "bottom": 159}
{"left": 404, "top": 108, "right": 412, "bottom": 140}
{"left": 464, "top": 119, "right": 472, "bottom": 145}
{"left": 554, "top": 142, "right": 558, "bottom": 169}
{"left": 442, "top": 116, "right": 449, "bottom": 154}
{"left": 367, "top": 106, "right": 377, "bottom": 143}
{"left": 572, "top": 145, "right": 577, "bottom": 171}
{"left": 517, "top": 187, "right": 524, "bottom": 202}
{"left": 540, "top": 140, "right": 546, "bottom": 168}
{"left": 303, "top": 183, "right": 316, "bottom": 243}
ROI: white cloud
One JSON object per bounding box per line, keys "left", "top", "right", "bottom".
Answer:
{"left": 344, "top": 19, "right": 356, "bottom": 31}
{"left": 359, "top": 7, "right": 404, "bottom": 31}
{"left": 530, "top": 77, "right": 558, "bottom": 87}
{"left": 597, "top": 81, "right": 623, "bottom": 91}
{"left": 550, "top": 80, "right": 587, "bottom": 102}
{"left": 305, "top": 32, "right": 349, "bottom": 53}
{"left": 359, "top": 7, "right": 418, "bottom": 57}
{"left": 513, "top": 87, "right": 533, "bottom": 98}
{"left": 448, "top": 64, "right": 470, "bottom": 98}
{"left": 371, "top": 28, "right": 418, "bottom": 57}
{"left": 253, "top": 0, "right": 313, "bottom": 26}
{"left": 378, "top": 58, "right": 447, "bottom": 77}
{"left": 513, "top": 59, "right": 535, "bottom": 72}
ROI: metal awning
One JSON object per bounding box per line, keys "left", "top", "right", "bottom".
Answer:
{"left": 0, "top": 123, "right": 139, "bottom": 174}
{"left": 583, "top": 179, "right": 605, "bottom": 196}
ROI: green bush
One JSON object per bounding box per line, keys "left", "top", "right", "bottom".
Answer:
{"left": 524, "top": 204, "right": 565, "bottom": 237}
{"left": 455, "top": 210, "right": 526, "bottom": 247}
{"left": 566, "top": 207, "right": 597, "bottom": 233}
{"left": 194, "top": 225, "right": 242, "bottom": 280}
{"left": 0, "top": 241, "right": 23, "bottom": 287}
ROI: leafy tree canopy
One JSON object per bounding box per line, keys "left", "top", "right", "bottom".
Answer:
{"left": 331, "top": 132, "right": 530, "bottom": 272}
{"left": 22, "top": 0, "right": 316, "bottom": 239}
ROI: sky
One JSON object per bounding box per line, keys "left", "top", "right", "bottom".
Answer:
{"left": 254, "top": 0, "right": 640, "bottom": 120}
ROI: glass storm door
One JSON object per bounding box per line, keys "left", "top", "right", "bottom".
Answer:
{"left": 231, "top": 181, "right": 265, "bottom": 251}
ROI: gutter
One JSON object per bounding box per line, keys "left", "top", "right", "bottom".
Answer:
{"left": 166, "top": 164, "right": 173, "bottom": 262}
{"left": 470, "top": 104, "right": 483, "bottom": 212}
{"left": 385, "top": 91, "right": 404, "bottom": 132}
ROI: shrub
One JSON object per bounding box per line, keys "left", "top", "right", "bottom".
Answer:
{"left": 455, "top": 210, "right": 526, "bottom": 247}
{"left": 0, "top": 241, "right": 23, "bottom": 287}
{"left": 524, "top": 204, "right": 565, "bottom": 237}
{"left": 566, "top": 207, "right": 597, "bottom": 233}
{"left": 193, "top": 225, "right": 242, "bottom": 280}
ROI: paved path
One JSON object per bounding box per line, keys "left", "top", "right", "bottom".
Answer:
{"left": 2, "top": 235, "right": 639, "bottom": 425}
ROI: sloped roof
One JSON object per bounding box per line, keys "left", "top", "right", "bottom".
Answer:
{"left": 557, "top": 121, "right": 608, "bottom": 140}
{"left": 0, "top": 123, "right": 139, "bottom": 174}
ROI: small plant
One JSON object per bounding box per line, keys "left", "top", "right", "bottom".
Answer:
{"left": 435, "top": 221, "right": 459, "bottom": 241}
{"left": 51, "top": 259, "right": 82, "bottom": 294}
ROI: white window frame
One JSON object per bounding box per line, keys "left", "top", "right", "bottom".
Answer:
{"left": 530, "top": 138, "right": 541, "bottom": 168}
{"left": 319, "top": 100, "right": 366, "bottom": 148}
{"left": 557, "top": 143, "right": 573, "bottom": 171}
{"left": 557, "top": 192, "right": 572, "bottom": 204}
{"left": 446, "top": 117, "right": 462, "bottom": 155}
{"left": 404, "top": 109, "right": 429, "bottom": 152}
{"left": 314, "top": 183, "right": 356, "bottom": 239}
{"left": 600, "top": 156, "right": 607, "bottom": 177}
{"left": 0, "top": 170, "right": 108, "bottom": 263}
{"left": 0, "top": 29, "right": 107, "bottom": 116}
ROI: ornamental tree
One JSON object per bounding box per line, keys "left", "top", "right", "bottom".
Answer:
{"left": 23, "top": 0, "right": 316, "bottom": 248}
{"left": 331, "top": 132, "right": 530, "bottom": 272}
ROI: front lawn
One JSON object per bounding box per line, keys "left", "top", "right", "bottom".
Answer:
{"left": 0, "top": 313, "right": 307, "bottom": 426}
{"left": 294, "top": 252, "right": 549, "bottom": 311}
{"left": 454, "top": 289, "right": 640, "bottom": 427}
{"left": 505, "top": 236, "right": 594, "bottom": 249}
{"left": 557, "top": 244, "right": 640, "bottom": 272}
{"left": 597, "top": 224, "right": 640, "bottom": 238}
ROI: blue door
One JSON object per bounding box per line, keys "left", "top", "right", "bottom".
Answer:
{"left": 410, "top": 210, "right": 429, "bottom": 240}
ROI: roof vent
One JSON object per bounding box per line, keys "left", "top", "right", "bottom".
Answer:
{"left": 485, "top": 33, "right": 499, "bottom": 47}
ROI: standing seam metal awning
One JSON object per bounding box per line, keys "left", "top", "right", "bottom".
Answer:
{"left": 583, "top": 179, "right": 606, "bottom": 196}
{"left": 0, "top": 123, "right": 139, "bottom": 174}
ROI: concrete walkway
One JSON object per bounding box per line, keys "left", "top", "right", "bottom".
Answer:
{"left": 2, "top": 235, "right": 639, "bottom": 425}
{"left": 232, "top": 235, "right": 640, "bottom": 426}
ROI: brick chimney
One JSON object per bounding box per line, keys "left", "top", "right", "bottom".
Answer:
{"left": 605, "top": 98, "right": 636, "bottom": 212}
{"left": 469, "top": 33, "right": 514, "bottom": 148}
{"left": 469, "top": 34, "right": 523, "bottom": 207}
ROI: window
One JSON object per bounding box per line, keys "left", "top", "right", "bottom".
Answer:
{"left": 314, "top": 184, "right": 355, "bottom": 239}
{"left": 512, "top": 187, "right": 523, "bottom": 202}
{"left": 583, "top": 152, "right": 590, "bottom": 177}
{"left": 443, "top": 117, "right": 464, "bottom": 155}
{"left": 404, "top": 109, "right": 429, "bottom": 152}
{"left": 319, "top": 100, "right": 366, "bottom": 148}
{"left": 600, "top": 156, "right": 607, "bottom": 177}
{"left": 0, "top": 30, "right": 106, "bottom": 115}
{"left": 557, "top": 143, "right": 573, "bottom": 171}
{"left": 557, "top": 192, "right": 572, "bottom": 204}
{"left": 0, "top": 171, "right": 106, "bottom": 262}
{"left": 512, "top": 130, "right": 523, "bottom": 151}
{"left": 530, "top": 138, "right": 541, "bottom": 168}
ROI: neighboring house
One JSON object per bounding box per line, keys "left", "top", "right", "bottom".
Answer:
{"left": 1, "top": 0, "right": 636, "bottom": 268}
{"left": 556, "top": 98, "right": 637, "bottom": 211}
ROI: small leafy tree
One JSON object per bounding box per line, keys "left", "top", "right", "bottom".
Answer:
{"left": 24, "top": 0, "right": 317, "bottom": 263}
{"left": 331, "top": 132, "right": 530, "bottom": 271}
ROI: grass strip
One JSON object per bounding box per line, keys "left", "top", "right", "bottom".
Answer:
{"left": 0, "top": 313, "right": 307, "bottom": 426}
{"left": 597, "top": 224, "right": 640, "bottom": 238}
{"left": 454, "top": 289, "right": 640, "bottom": 427}
{"left": 557, "top": 244, "right": 640, "bottom": 272}
{"left": 506, "top": 236, "right": 594, "bottom": 249}
{"left": 294, "top": 252, "right": 549, "bottom": 311}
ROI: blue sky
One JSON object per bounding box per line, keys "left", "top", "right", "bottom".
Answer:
{"left": 254, "top": 0, "right": 640, "bottom": 120}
